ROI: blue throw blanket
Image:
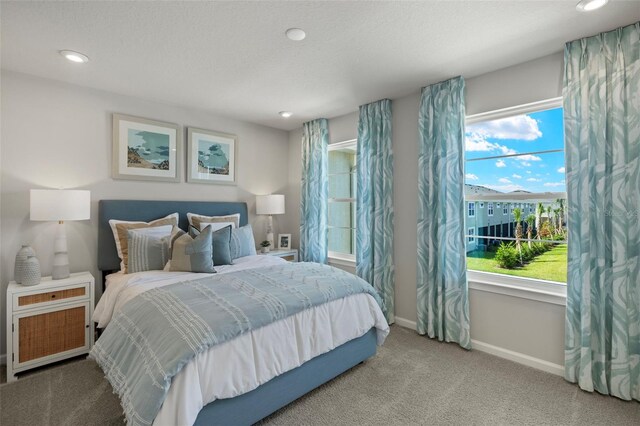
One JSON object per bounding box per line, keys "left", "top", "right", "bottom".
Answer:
{"left": 91, "top": 262, "right": 383, "bottom": 426}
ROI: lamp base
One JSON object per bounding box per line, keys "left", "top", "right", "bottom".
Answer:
{"left": 266, "top": 215, "right": 274, "bottom": 248}
{"left": 52, "top": 222, "right": 70, "bottom": 280}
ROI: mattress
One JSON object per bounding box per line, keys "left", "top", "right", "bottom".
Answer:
{"left": 93, "top": 256, "right": 389, "bottom": 426}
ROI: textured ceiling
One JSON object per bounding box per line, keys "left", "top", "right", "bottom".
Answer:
{"left": 2, "top": 1, "right": 640, "bottom": 130}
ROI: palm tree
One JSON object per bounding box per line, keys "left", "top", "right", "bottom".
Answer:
{"left": 526, "top": 214, "right": 535, "bottom": 248}
{"left": 536, "top": 202, "right": 544, "bottom": 239}
{"left": 553, "top": 208, "right": 561, "bottom": 234}
{"left": 546, "top": 205, "right": 553, "bottom": 235}
{"left": 556, "top": 198, "right": 565, "bottom": 234}
{"left": 513, "top": 207, "right": 523, "bottom": 252}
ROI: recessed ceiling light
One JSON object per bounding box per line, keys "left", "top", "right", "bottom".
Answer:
{"left": 279, "top": 111, "right": 293, "bottom": 118}
{"left": 285, "top": 28, "right": 306, "bottom": 41}
{"left": 576, "top": 0, "right": 608, "bottom": 12}
{"left": 60, "top": 50, "right": 89, "bottom": 63}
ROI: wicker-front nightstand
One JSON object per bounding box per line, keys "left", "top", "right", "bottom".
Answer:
{"left": 5, "top": 272, "right": 94, "bottom": 382}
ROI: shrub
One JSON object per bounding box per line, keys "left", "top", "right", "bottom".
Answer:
{"left": 521, "top": 245, "right": 535, "bottom": 262}
{"left": 495, "top": 243, "right": 520, "bottom": 269}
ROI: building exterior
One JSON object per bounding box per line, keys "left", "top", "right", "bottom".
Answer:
{"left": 465, "top": 185, "right": 548, "bottom": 253}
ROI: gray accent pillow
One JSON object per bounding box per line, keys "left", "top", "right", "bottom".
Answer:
{"left": 230, "top": 224, "right": 257, "bottom": 260}
{"left": 127, "top": 228, "right": 171, "bottom": 273}
{"left": 169, "top": 226, "right": 215, "bottom": 273}
{"left": 211, "top": 225, "right": 232, "bottom": 266}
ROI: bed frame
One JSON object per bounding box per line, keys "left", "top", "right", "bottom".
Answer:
{"left": 97, "top": 199, "right": 378, "bottom": 425}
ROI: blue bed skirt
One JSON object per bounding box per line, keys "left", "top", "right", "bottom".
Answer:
{"left": 193, "top": 328, "right": 378, "bottom": 425}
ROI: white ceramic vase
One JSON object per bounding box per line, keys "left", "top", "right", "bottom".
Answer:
{"left": 14, "top": 245, "right": 36, "bottom": 284}
{"left": 21, "top": 255, "right": 41, "bottom": 286}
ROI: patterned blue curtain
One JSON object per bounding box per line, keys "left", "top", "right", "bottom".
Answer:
{"left": 300, "top": 119, "right": 329, "bottom": 263}
{"left": 416, "top": 76, "right": 471, "bottom": 349}
{"left": 356, "top": 99, "right": 395, "bottom": 323}
{"left": 564, "top": 22, "right": 640, "bottom": 401}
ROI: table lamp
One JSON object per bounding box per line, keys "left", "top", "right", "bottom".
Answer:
{"left": 30, "top": 189, "right": 91, "bottom": 280}
{"left": 256, "top": 194, "right": 285, "bottom": 249}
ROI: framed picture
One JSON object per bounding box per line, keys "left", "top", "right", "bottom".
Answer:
{"left": 278, "top": 234, "right": 291, "bottom": 249}
{"left": 187, "top": 127, "right": 237, "bottom": 185}
{"left": 112, "top": 114, "right": 181, "bottom": 182}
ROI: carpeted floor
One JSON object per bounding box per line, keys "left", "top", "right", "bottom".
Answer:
{"left": 1, "top": 326, "right": 639, "bottom": 425}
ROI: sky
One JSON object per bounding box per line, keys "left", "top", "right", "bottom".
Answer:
{"left": 465, "top": 107, "right": 566, "bottom": 193}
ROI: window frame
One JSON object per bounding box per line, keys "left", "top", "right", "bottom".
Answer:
{"left": 468, "top": 227, "right": 475, "bottom": 243}
{"left": 327, "top": 139, "right": 357, "bottom": 263}
{"left": 468, "top": 202, "right": 475, "bottom": 217}
{"left": 464, "top": 97, "right": 568, "bottom": 291}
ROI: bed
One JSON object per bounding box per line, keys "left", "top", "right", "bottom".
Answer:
{"left": 93, "top": 200, "right": 389, "bottom": 426}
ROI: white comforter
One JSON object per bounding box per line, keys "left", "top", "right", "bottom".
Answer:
{"left": 93, "top": 256, "right": 389, "bottom": 426}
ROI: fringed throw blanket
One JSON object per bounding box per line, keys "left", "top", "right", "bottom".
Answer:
{"left": 90, "top": 262, "right": 382, "bottom": 426}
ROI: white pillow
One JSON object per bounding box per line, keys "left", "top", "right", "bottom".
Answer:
{"left": 187, "top": 213, "right": 240, "bottom": 229}
{"left": 199, "top": 221, "right": 236, "bottom": 232}
{"left": 108, "top": 213, "right": 179, "bottom": 272}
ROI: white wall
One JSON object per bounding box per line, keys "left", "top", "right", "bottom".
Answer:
{"left": 0, "top": 71, "right": 290, "bottom": 359}
{"left": 287, "top": 52, "right": 567, "bottom": 368}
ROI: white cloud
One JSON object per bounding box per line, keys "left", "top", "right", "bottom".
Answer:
{"left": 557, "top": 167, "right": 565, "bottom": 173}
{"left": 512, "top": 174, "right": 522, "bottom": 179}
{"left": 496, "top": 159, "right": 506, "bottom": 168}
{"left": 515, "top": 154, "right": 542, "bottom": 162}
{"left": 466, "top": 115, "right": 542, "bottom": 141}
{"left": 520, "top": 162, "right": 531, "bottom": 167}
{"left": 483, "top": 183, "right": 526, "bottom": 192}
{"left": 499, "top": 178, "right": 512, "bottom": 184}
{"left": 544, "top": 181, "right": 565, "bottom": 187}
{"left": 465, "top": 134, "right": 516, "bottom": 155}
{"left": 526, "top": 170, "right": 532, "bottom": 174}
{"left": 465, "top": 173, "right": 479, "bottom": 181}
{"left": 526, "top": 178, "right": 541, "bottom": 182}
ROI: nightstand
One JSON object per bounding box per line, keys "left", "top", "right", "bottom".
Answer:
{"left": 6, "top": 272, "right": 94, "bottom": 382}
{"left": 261, "top": 249, "right": 298, "bottom": 262}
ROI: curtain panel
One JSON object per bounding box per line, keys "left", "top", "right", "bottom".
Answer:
{"left": 564, "top": 22, "right": 640, "bottom": 401}
{"left": 416, "top": 76, "right": 471, "bottom": 349}
{"left": 356, "top": 99, "right": 395, "bottom": 323}
{"left": 300, "top": 118, "right": 329, "bottom": 263}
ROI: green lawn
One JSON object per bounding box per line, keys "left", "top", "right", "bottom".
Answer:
{"left": 467, "top": 244, "right": 567, "bottom": 283}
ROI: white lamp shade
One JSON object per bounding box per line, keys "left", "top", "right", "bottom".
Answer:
{"left": 30, "top": 189, "right": 91, "bottom": 221}
{"left": 256, "top": 194, "right": 285, "bottom": 215}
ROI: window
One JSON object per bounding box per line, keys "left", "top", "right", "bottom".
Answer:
{"left": 465, "top": 99, "right": 567, "bottom": 283}
{"left": 328, "top": 140, "right": 357, "bottom": 260}
{"left": 480, "top": 202, "right": 485, "bottom": 208}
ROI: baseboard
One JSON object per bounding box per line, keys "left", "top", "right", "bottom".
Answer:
{"left": 394, "top": 316, "right": 417, "bottom": 331}
{"left": 394, "top": 316, "right": 564, "bottom": 377}
{"left": 0, "top": 353, "right": 6, "bottom": 366}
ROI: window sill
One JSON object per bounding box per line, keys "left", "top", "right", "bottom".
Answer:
{"left": 467, "top": 270, "right": 567, "bottom": 306}
{"left": 328, "top": 255, "right": 356, "bottom": 268}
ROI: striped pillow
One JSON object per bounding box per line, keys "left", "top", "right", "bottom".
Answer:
{"left": 230, "top": 225, "right": 257, "bottom": 260}
{"left": 126, "top": 226, "right": 172, "bottom": 273}
{"left": 109, "top": 213, "right": 179, "bottom": 272}
{"left": 169, "top": 226, "right": 215, "bottom": 273}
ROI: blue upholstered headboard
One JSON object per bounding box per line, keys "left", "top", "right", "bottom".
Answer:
{"left": 98, "top": 200, "right": 248, "bottom": 272}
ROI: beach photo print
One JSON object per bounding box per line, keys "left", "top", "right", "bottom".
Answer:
{"left": 112, "top": 114, "right": 181, "bottom": 182}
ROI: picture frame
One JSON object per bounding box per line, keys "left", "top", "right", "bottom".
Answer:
{"left": 278, "top": 234, "right": 291, "bottom": 250}
{"left": 187, "top": 127, "right": 238, "bottom": 185}
{"left": 112, "top": 113, "right": 182, "bottom": 182}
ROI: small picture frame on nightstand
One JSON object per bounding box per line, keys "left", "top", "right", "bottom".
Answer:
{"left": 278, "top": 234, "right": 291, "bottom": 249}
